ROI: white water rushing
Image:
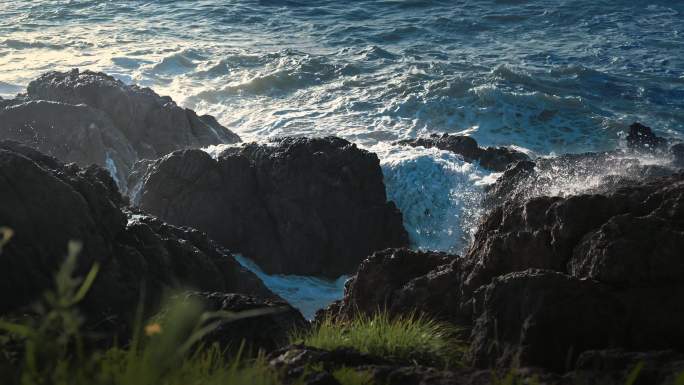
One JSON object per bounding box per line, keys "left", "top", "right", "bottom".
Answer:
{"left": 2, "top": 0, "right": 683, "bottom": 317}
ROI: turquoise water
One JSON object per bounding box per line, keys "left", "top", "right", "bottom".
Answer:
{"left": 2, "top": 1, "right": 683, "bottom": 313}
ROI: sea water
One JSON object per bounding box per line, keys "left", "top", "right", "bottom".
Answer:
{"left": 2, "top": 0, "right": 683, "bottom": 316}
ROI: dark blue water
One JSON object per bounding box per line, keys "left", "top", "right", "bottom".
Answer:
{"left": 2, "top": 0, "right": 683, "bottom": 316}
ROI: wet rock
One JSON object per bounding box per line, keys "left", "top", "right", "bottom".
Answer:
{"left": 397, "top": 133, "right": 529, "bottom": 172}
{"left": 573, "top": 349, "right": 684, "bottom": 385}
{"left": 627, "top": 122, "right": 667, "bottom": 152}
{"left": 468, "top": 270, "right": 628, "bottom": 372}
{"left": 0, "top": 141, "right": 274, "bottom": 337}
{"left": 484, "top": 124, "right": 678, "bottom": 207}
{"left": 181, "top": 292, "right": 307, "bottom": 353}
{"left": 137, "top": 136, "right": 409, "bottom": 277}
{"left": 0, "top": 69, "right": 240, "bottom": 191}
{"left": 671, "top": 143, "right": 684, "bottom": 167}
{"left": 325, "top": 248, "right": 455, "bottom": 320}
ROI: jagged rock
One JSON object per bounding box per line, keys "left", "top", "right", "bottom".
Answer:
{"left": 627, "top": 122, "right": 667, "bottom": 152}
{"left": 397, "top": 133, "right": 530, "bottom": 172}
{"left": 468, "top": 270, "right": 628, "bottom": 372}
{"left": 484, "top": 124, "right": 678, "bottom": 207}
{"left": 0, "top": 141, "right": 274, "bottom": 337}
{"left": 573, "top": 349, "right": 684, "bottom": 385}
{"left": 137, "top": 137, "right": 409, "bottom": 277}
{"left": 671, "top": 143, "right": 684, "bottom": 167}
{"left": 324, "top": 248, "right": 455, "bottom": 320}
{"left": 0, "top": 69, "right": 240, "bottom": 191}
{"left": 269, "top": 344, "right": 563, "bottom": 385}
{"left": 180, "top": 292, "right": 307, "bottom": 353}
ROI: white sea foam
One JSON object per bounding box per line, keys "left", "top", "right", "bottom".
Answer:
{"left": 234, "top": 255, "right": 348, "bottom": 320}
{"left": 371, "top": 143, "right": 492, "bottom": 254}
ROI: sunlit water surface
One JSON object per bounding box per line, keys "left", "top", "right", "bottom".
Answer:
{"left": 2, "top": 0, "right": 683, "bottom": 316}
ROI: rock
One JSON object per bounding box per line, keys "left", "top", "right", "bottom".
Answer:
{"left": 484, "top": 125, "right": 677, "bottom": 207}
{"left": 269, "top": 344, "right": 390, "bottom": 384}
{"left": 325, "top": 248, "right": 455, "bottom": 320}
{"left": 0, "top": 141, "right": 274, "bottom": 337}
{"left": 397, "top": 133, "right": 530, "bottom": 172}
{"left": 573, "top": 349, "right": 684, "bottom": 385}
{"left": 627, "top": 122, "right": 667, "bottom": 152}
{"left": 0, "top": 69, "right": 240, "bottom": 191}
{"left": 671, "top": 143, "right": 684, "bottom": 167}
{"left": 269, "top": 344, "right": 563, "bottom": 385}
{"left": 180, "top": 292, "right": 307, "bottom": 353}
{"left": 137, "top": 137, "right": 409, "bottom": 277}
{"left": 483, "top": 160, "right": 536, "bottom": 207}
{"left": 468, "top": 270, "right": 628, "bottom": 372}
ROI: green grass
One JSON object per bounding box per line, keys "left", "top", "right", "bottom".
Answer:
{"left": 1, "top": 233, "right": 684, "bottom": 385}
{"left": 290, "top": 311, "right": 465, "bottom": 368}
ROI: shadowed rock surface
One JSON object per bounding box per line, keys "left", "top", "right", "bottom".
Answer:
{"left": 0, "top": 141, "right": 274, "bottom": 337}
{"left": 0, "top": 69, "right": 240, "bottom": 190}
{"left": 181, "top": 292, "right": 307, "bottom": 353}
{"left": 397, "top": 133, "right": 530, "bottom": 172}
{"left": 136, "top": 136, "right": 409, "bottom": 277}
{"left": 326, "top": 170, "right": 684, "bottom": 373}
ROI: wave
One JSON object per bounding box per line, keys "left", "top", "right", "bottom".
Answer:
{"left": 373, "top": 143, "right": 490, "bottom": 253}
{"left": 234, "top": 255, "right": 347, "bottom": 320}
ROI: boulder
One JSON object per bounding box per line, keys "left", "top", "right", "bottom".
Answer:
{"left": 468, "top": 270, "right": 628, "bottom": 372}
{"left": 137, "top": 137, "right": 409, "bottom": 277}
{"left": 181, "top": 292, "right": 307, "bottom": 353}
{"left": 0, "top": 69, "right": 240, "bottom": 191}
{"left": 0, "top": 141, "right": 274, "bottom": 337}
{"left": 626, "top": 123, "right": 667, "bottom": 152}
{"left": 397, "top": 133, "right": 530, "bottom": 172}
{"left": 324, "top": 248, "right": 455, "bottom": 320}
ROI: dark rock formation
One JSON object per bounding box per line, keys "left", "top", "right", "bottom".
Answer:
{"left": 0, "top": 69, "right": 240, "bottom": 191}
{"left": 468, "top": 270, "right": 628, "bottom": 372}
{"left": 671, "top": 143, "right": 684, "bottom": 167}
{"left": 321, "top": 248, "right": 462, "bottom": 322}
{"left": 573, "top": 349, "right": 684, "bottom": 385}
{"left": 0, "top": 141, "right": 273, "bottom": 337}
{"left": 484, "top": 123, "right": 680, "bottom": 208}
{"left": 137, "top": 136, "right": 409, "bottom": 277}
{"left": 181, "top": 292, "right": 307, "bottom": 353}
{"left": 627, "top": 122, "right": 667, "bottom": 152}
{"left": 269, "top": 344, "right": 683, "bottom": 385}
{"left": 397, "top": 133, "right": 530, "bottom": 172}
{"left": 329, "top": 170, "right": 684, "bottom": 373}
{"left": 467, "top": 172, "right": 684, "bottom": 369}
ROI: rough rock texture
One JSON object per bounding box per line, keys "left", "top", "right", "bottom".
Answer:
{"left": 627, "top": 122, "right": 667, "bottom": 152}
{"left": 0, "top": 141, "right": 274, "bottom": 336}
{"left": 484, "top": 123, "right": 680, "bottom": 208}
{"left": 468, "top": 270, "right": 628, "bottom": 372}
{"left": 320, "top": 248, "right": 465, "bottom": 322}
{"left": 0, "top": 69, "right": 240, "bottom": 190}
{"left": 573, "top": 349, "right": 684, "bottom": 385}
{"left": 330, "top": 170, "right": 684, "bottom": 373}
{"left": 466, "top": 173, "right": 684, "bottom": 369}
{"left": 269, "top": 344, "right": 564, "bottom": 385}
{"left": 181, "top": 292, "right": 307, "bottom": 353}
{"left": 137, "top": 136, "right": 409, "bottom": 277}
{"left": 397, "top": 133, "right": 530, "bottom": 172}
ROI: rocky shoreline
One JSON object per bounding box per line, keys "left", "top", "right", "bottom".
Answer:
{"left": 1, "top": 70, "right": 683, "bottom": 384}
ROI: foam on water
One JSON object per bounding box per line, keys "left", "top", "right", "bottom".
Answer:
{"left": 371, "top": 143, "right": 491, "bottom": 253}
{"left": 2, "top": 0, "right": 683, "bottom": 316}
{"left": 234, "top": 254, "right": 348, "bottom": 320}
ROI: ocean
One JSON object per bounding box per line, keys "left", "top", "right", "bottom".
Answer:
{"left": 2, "top": 0, "right": 683, "bottom": 317}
